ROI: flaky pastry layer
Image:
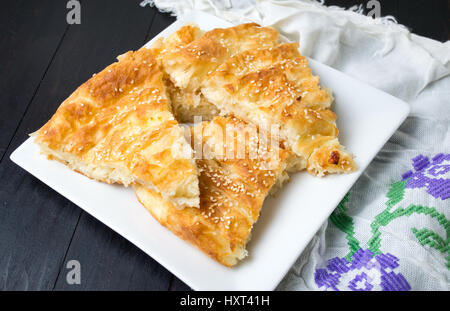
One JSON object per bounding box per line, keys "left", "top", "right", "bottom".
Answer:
{"left": 135, "top": 116, "right": 292, "bottom": 267}
{"left": 34, "top": 48, "right": 199, "bottom": 209}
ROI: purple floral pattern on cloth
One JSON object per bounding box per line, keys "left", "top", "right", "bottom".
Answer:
{"left": 314, "top": 153, "right": 450, "bottom": 291}
{"left": 402, "top": 153, "right": 450, "bottom": 200}
{"left": 315, "top": 249, "right": 411, "bottom": 291}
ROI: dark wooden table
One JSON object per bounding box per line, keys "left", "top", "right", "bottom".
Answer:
{"left": 1, "top": 0, "right": 448, "bottom": 291}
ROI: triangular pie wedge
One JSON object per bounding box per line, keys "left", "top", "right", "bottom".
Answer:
{"left": 201, "top": 43, "right": 357, "bottom": 176}
{"left": 33, "top": 47, "right": 199, "bottom": 209}
{"left": 134, "top": 116, "right": 292, "bottom": 267}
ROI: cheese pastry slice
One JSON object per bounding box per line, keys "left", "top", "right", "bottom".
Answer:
{"left": 160, "top": 23, "right": 279, "bottom": 93}
{"left": 150, "top": 24, "right": 219, "bottom": 122}
{"left": 33, "top": 47, "right": 199, "bottom": 209}
{"left": 155, "top": 23, "right": 279, "bottom": 123}
{"left": 134, "top": 116, "right": 292, "bottom": 267}
{"left": 166, "top": 80, "right": 220, "bottom": 123}
{"left": 201, "top": 43, "right": 356, "bottom": 176}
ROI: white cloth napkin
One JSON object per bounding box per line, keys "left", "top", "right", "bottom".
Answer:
{"left": 141, "top": 0, "right": 450, "bottom": 291}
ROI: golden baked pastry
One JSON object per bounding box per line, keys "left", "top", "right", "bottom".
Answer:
{"left": 150, "top": 24, "right": 204, "bottom": 64}
{"left": 154, "top": 23, "right": 355, "bottom": 176}
{"left": 33, "top": 47, "right": 199, "bottom": 209}
{"left": 33, "top": 22, "right": 358, "bottom": 267}
{"left": 153, "top": 23, "right": 279, "bottom": 123}
{"left": 160, "top": 23, "right": 279, "bottom": 93}
{"left": 166, "top": 80, "right": 220, "bottom": 123}
{"left": 134, "top": 116, "right": 292, "bottom": 267}
{"left": 201, "top": 42, "right": 357, "bottom": 176}
{"left": 150, "top": 24, "right": 219, "bottom": 123}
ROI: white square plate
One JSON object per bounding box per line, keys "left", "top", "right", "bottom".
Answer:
{"left": 10, "top": 11, "right": 410, "bottom": 291}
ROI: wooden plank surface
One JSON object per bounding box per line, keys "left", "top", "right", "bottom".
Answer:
{"left": 48, "top": 1, "right": 174, "bottom": 291}
{"left": 49, "top": 1, "right": 183, "bottom": 290}
{"left": 0, "top": 0, "right": 176, "bottom": 291}
{"left": 0, "top": 0, "right": 68, "bottom": 160}
{"left": 0, "top": 0, "right": 447, "bottom": 291}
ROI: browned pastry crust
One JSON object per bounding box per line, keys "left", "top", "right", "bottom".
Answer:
{"left": 34, "top": 22, "right": 358, "bottom": 267}
{"left": 34, "top": 47, "right": 199, "bottom": 209}
{"left": 150, "top": 24, "right": 220, "bottom": 123}
{"left": 201, "top": 42, "right": 356, "bottom": 176}
{"left": 155, "top": 23, "right": 355, "bottom": 176}
{"left": 135, "top": 116, "right": 292, "bottom": 267}
{"left": 160, "top": 23, "right": 279, "bottom": 92}
{"left": 150, "top": 24, "right": 204, "bottom": 63}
